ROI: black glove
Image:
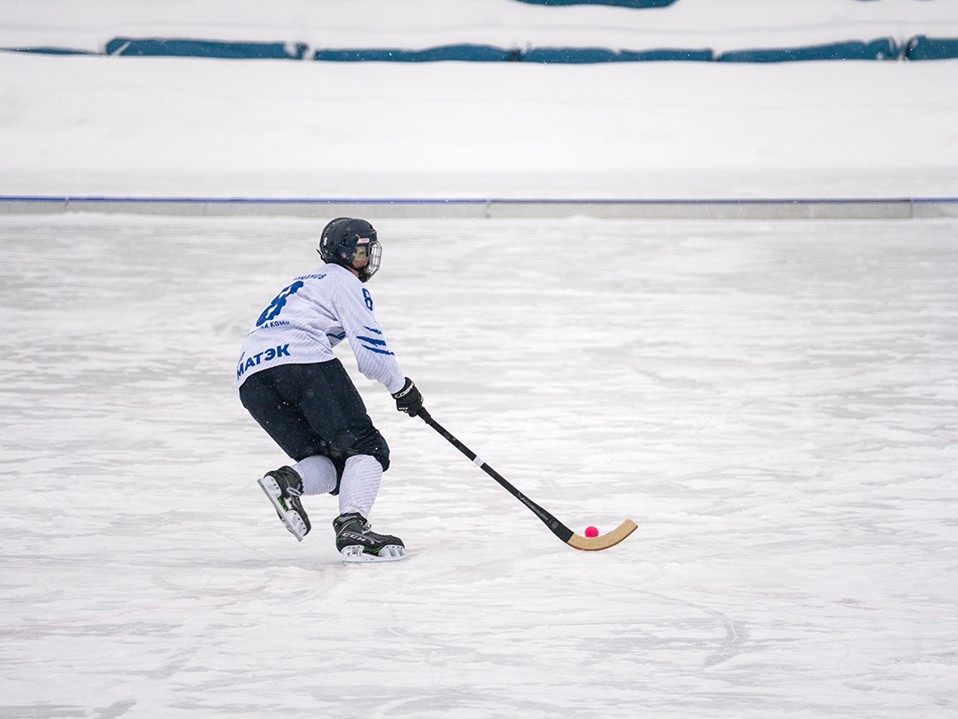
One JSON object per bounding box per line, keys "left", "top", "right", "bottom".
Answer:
{"left": 392, "top": 377, "right": 423, "bottom": 417}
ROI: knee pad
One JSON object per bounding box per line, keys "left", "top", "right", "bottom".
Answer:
{"left": 333, "top": 428, "right": 390, "bottom": 472}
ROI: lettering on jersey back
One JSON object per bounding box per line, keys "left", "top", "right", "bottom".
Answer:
{"left": 236, "top": 344, "right": 291, "bottom": 380}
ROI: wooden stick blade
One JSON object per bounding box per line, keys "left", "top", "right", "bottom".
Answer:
{"left": 566, "top": 519, "right": 638, "bottom": 551}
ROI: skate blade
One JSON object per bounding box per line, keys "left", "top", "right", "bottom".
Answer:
{"left": 341, "top": 545, "right": 408, "bottom": 563}
{"left": 257, "top": 476, "right": 308, "bottom": 542}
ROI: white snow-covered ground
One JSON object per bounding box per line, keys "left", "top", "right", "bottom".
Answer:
{"left": 3, "top": 52, "right": 956, "bottom": 201}
{"left": 1, "top": 2, "right": 958, "bottom": 717}
{"left": 1, "top": 213, "right": 956, "bottom": 718}
{"left": 1, "top": 0, "right": 957, "bottom": 201}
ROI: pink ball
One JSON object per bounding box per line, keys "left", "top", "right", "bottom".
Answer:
{"left": 585, "top": 526, "right": 599, "bottom": 538}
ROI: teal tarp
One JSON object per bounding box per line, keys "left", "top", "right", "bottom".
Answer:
{"left": 718, "top": 38, "right": 899, "bottom": 63}
{"left": 10, "top": 35, "right": 949, "bottom": 63}
{"left": 515, "top": 0, "right": 676, "bottom": 6}
{"left": 105, "top": 38, "right": 308, "bottom": 60}
{"left": 522, "top": 47, "right": 712, "bottom": 62}
{"left": 313, "top": 45, "right": 518, "bottom": 62}
{"left": 904, "top": 35, "right": 958, "bottom": 60}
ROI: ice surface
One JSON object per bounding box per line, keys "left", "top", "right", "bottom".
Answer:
{"left": 1, "top": 213, "right": 956, "bottom": 717}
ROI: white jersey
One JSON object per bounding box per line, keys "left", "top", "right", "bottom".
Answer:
{"left": 236, "top": 263, "right": 405, "bottom": 393}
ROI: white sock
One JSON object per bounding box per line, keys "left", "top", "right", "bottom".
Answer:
{"left": 293, "top": 455, "right": 338, "bottom": 496}
{"left": 338, "top": 455, "right": 383, "bottom": 518}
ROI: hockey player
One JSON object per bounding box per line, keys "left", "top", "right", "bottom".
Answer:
{"left": 236, "top": 217, "right": 423, "bottom": 562}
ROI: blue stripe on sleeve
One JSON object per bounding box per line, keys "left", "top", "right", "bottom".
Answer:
{"left": 357, "top": 335, "right": 387, "bottom": 346}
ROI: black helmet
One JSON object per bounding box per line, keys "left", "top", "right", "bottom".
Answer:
{"left": 318, "top": 217, "right": 381, "bottom": 282}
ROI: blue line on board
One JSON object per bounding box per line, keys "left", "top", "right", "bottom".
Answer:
{"left": 0, "top": 196, "right": 488, "bottom": 205}
{"left": 1, "top": 195, "right": 957, "bottom": 205}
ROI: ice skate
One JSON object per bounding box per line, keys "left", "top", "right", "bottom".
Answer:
{"left": 257, "top": 466, "right": 311, "bottom": 541}
{"left": 333, "top": 512, "right": 407, "bottom": 562}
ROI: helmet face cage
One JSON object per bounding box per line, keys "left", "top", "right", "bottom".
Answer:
{"left": 351, "top": 235, "right": 381, "bottom": 282}
{"left": 363, "top": 239, "right": 382, "bottom": 281}
{"left": 318, "top": 218, "right": 381, "bottom": 282}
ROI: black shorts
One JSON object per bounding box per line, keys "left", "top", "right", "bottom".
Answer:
{"left": 239, "top": 360, "right": 390, "bottom": 480}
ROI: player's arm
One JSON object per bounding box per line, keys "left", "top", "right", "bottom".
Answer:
{"left": 334, "top": 282, "right": 423, "bottom": 414}
{"left": 336, "top": 283, "right": 406, "bottom": 394}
